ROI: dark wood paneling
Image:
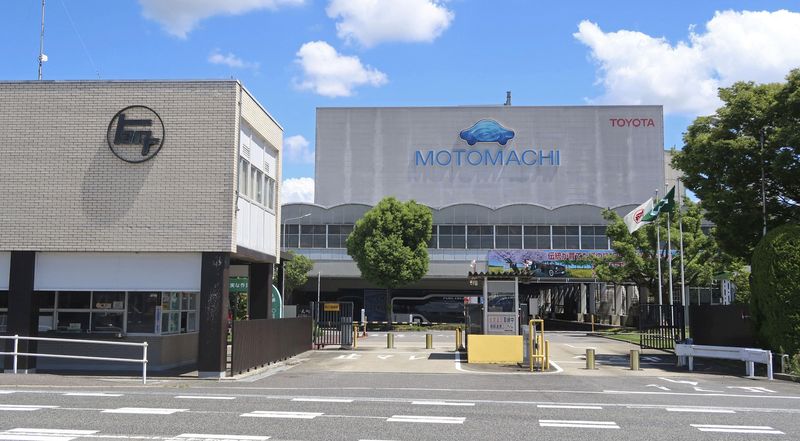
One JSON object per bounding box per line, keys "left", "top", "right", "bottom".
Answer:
{"left": 231, "top": 317, "right": 311, "bottom": 375}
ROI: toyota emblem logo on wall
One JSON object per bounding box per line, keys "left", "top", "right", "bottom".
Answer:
{"left": 107, "top": 105, "right": 165, "bottom": 163}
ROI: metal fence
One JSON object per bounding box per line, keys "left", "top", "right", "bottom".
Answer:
{"left": 639, "top": 304, "right": 685, "bottom": 350}
{"left": 311, "top": 302, "right": 354, "bottom": 348}
{"left": 230, "top": 317, "right": 312, "bottom": 375}
{"left": 1, "top": 334, "right": 148, "bottom": 383}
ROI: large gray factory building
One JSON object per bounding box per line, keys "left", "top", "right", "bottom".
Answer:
{"left": 283, "top": 105, "right": 678, "bottom": 325}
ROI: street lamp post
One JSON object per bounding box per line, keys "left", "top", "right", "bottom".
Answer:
{"left": 760, "top": 128, "right": 768, "bottom": 237}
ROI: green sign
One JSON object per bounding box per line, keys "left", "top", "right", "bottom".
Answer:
{"left": 272, "top": 285, "right": 283, "bottom": 319}
{"left": 230, "top": 277, "right": 248, "bottom": 293}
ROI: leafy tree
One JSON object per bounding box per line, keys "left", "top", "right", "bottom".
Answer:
{"left": 673, "top": 69, "right": 800, "bottom": 259}
{"left": 750, "top": 224, "right": 800, "bottom": 355}
{"left": 593, "top": 198, "right": 741, "bottom": 304}
{"left": 275, "top": 251, "right": 314, "bottom": 304}
{"left": 346, "top": 197, "right": 432, "bottom": 321}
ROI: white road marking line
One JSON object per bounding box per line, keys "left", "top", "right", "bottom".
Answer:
{"left": 411, "top": 401, "right": 475, "bottom": 407}
{"left": 454, "top": 351, "right": 563, "bottom": 374}
{"left": 646, "top": 384, "right": 670, "bottom": 391}
{"left": 658, "top": 377, "right": 698, "bottom": 386}
{"left": 0, "top": 404, "right": 58, "bottom": 411}
{"left": 335, "top": 354, "right": 361, "bottom": 360}
{"left": 539, "top": 420, "right": 620, "bottom": 429}
{"left": 377, "top": 355, "right": 393, "bottom": 360}
{"left": 387, "top": 415, "right": 465, "bottom": 424}
{"left": 0, "top": 428, "right": 98, "bottom": 441}
{"left": 291, "top": 398, "right": 354, "bottom": 403}
{"left": 0, "top": 391, "right": 15, "bottom": 394}
{"left": 408, "top": 355, "right": 426, "bottom": 360}
{"left": 64, "top": 392, "right": 123, "bottom": 397}
{"left": 174, "top": 434, "right": 270, "bottom": 440}
{"left": 691, "top": 424, "right": 784, "bottom": 434}
{"left": 667, "top": 407, "right": 735, "bottom": 413}
{"left": 175, "top": 396, "right": 236, "bottom": 400}
{"left": 102, "top": 407, "right": 187, "bottom": 415}
{"left": 537, "top": 405, "right": 602, "bottom": 410}
{"left": 728, "top": 386, "right": 776, "bottom": 393}
{"left": 241, "top": 411, "right": 323, "bottom": 419}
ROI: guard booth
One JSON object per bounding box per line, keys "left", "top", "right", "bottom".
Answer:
{"left": 311, "top": 301, "right": 354, "bottom": 349}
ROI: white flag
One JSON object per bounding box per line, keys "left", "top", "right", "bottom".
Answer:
{"left": 623, "top": 198, "right": 655, "bottom": 233}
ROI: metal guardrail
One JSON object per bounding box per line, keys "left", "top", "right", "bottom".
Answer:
{"left": 675, "top": 343, "right": 773, "bottom": 380}
{"left": 0, "top": 334, "right": 148, "bottom": 384}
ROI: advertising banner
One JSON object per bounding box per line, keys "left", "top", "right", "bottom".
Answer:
{"left": 487, "top": 249, "right": 619, "bottom": 278}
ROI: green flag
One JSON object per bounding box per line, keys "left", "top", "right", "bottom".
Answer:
{"left": 649, "top": 186, "right": 675, "bottom": 220}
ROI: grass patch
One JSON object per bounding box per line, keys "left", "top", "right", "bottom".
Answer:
{"left": 592, "top": 329, "right": 641, "bottom": 344}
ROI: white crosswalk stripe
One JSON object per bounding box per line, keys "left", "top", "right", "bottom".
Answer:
{"left": 691, "top": 424, "right": 784, "bottom": 434}
{"left": 102, "top": 407, "right": 187, "bottom": 415}
{"left": 0, "top": 404, "right": 58, "bottom": 412}
{"left": 387, "top": 415, "right": 465, "bottom": 424}
{"left": 666, "top": 407, "right": 735, "bottom": 413}
{"left": 539, "top": 420, "right": 620, "bottom": 429}
{"left": 537, "top": 405, "right": 602, "bottom": 410}
{"left": 411, "top": 401, "right": 475, "bottom": 407}
{"left": 175, "top": 396, "right": 236, "bottom": 400}
{"left": 291, "top": 398, "right": 354, "bottom": 403}
{"left": 240, "top": 411, "right": 323, "bottom": 419}
{"left": 64, "top": 392, "right": 122, "bottom": 397}
{"left": 172, "top": 434, "right": 270, "bottom": 440}
{"left": 0, "top": 428, "right": 98, "bottom": 441}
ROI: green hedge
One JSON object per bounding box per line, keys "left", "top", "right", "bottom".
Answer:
{"left": 750, "top": 224, "right": 800, "bottom": 355}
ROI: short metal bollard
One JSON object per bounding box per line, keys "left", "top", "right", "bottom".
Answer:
{"left": 630, "top": 349, "right": 640, "bottom": 370}
{"left": 455, "top": 327, "right": 462, "bottom": 351}
{"left": 387, "top": 332, "right": 394, "bottom": 349}
{"left": 586, "top": 348, "right": 596, "bottom": 370}
{"left": 353, "top": 324, "right": 359, "bottom": 349}
{"left": 425, "top": 333, "right": 432, "bottom": 349}
{"left": 544, "top": 340, "right": 550, "bottom": 371}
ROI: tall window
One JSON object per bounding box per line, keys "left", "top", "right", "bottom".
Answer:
{"left": 266, "top": 176, "right": 276, "bottom": 210}
{"left": 282, "top": 224, "right": 300, "bottom": 248}
{"left": 495, "top": 226, "right": 522, "bottom": 248}
{"left": 467, "top": 225, "right": 494, "bottom": 249}
{"left": 438, "top": 225, "right": 466, "bottom": 249}
{"left": 552, "top": 226, "right": 580, "bottom": 249}
{"left": 523, "top": 226, "right": 551, "bottom": 249}
{"left": 327, "top": 224, "right": 353, "bottom": 248}
{"left": 238, "top": 157, "right": 249, "bottom": 197}
{"left": 581, "top": 226, "right": 609, "bottom": 249}
{"left": 300, "top": 225, "right": 326, "bottom": 248}
{"left": 0, "top": 291, "right": 7, "bottom": 333}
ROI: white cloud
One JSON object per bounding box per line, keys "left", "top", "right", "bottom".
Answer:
{"left": 284, "top": 135, "right": 315, "bottom": 164}
{"left": 208, "top": 51, "right": 259, "bottom": 69}
{"left": 294, "top": 41, "right": 388, "bottom": 97}
{"left": 282, "top": 177, "right": 315, "bottom": 203}
{"left": 326, "top": 0, "right": 454, "bottom": 47}
{"left": 574, "top": 10, "right": 800, "bottom": 115}
{"left": 139, "top": 0, "right": 304, "bottom": 38}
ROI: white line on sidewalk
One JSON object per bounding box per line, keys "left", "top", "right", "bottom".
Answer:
{"left": 537, "top": 405, "right": 602, "bottom": 410}
{"left": 0, "top": 391, "right": 15, "bottom": 394}
{"left": 691, "top": 424, "right": 784, "bottom": 434}
{"left": 0, "top": 404, "right": 58, "bottom": 412}
{"left": 291, "top": 398, "right": 354, "bottom": 403}
{"left": 174, "top": 434, "right": 270, "bottom": 440}
{"left": 387, "top": 415, "right": 465, "bottom": 424}
{"left": 102, "top": 407, "right": 187, "bottom": 415}
{"left": 241, "top": 411, "right": 323, "bottom": 419}
{"left": 175, "top": 396, "right": 236, "bottom": 400}
{"left": 411, "top": 401, "right": 475, "bottom": 407}
{"left": 63, "top": 393, "right": 123, "bottom": 397}
{"left": 0, "top": 428, "right": 98, "bottom": 441}
{"left": 539, "top": 420, "right": 620, "bottom": 429}
{"left": 666, "top": 407, "right": 735, "bottom": 413}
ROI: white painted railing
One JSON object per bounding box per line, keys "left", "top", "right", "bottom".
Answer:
{"left": 0, "top": 335, "right": 148, "bottom": 384}
{"left": 675, "top": 343, "right": 773, "bottom": 380}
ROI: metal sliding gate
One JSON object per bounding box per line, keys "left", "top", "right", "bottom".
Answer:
{"left": 639, "top": 304, "right": 685, "bottom": 350}
{"left": 311, "top": 301, "right": 354, "bottom": 349}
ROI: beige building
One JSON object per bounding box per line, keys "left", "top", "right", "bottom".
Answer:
{"left": 0, "top": 80, "right": 282, "bottom": 377}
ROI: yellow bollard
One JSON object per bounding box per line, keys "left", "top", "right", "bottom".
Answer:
{"left": 387, "top": 332, "right": 394, "bottom": 349}
{"left": 545, "top": 340, "right": 550, "bottom": 371}
{"left": 630, "top": 349, "right": 640, "bottom": 371}
{"left": 353, "top": 324, "right": 358, "bottom": 349}
{"left": 591, "top": 314, "right": 595, "bottom": 333}
{"left": 426, "top": 333, "right": 432, "bottom": 349}
{"left": 586, "top": 348, "right": 596, "bottom": 370}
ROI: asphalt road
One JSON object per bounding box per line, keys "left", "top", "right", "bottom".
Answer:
{"left": 1, "top": 332, "right": 798, "bottom": 441}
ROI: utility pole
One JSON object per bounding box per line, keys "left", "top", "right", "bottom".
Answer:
{"left": 760, "top": 128, "right": 768, "bottom": 237}
{"left": 38, "top": 0, "right": 46, "bottom": 80}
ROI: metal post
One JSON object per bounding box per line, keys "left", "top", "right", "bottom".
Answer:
{"left": 387, "top": 333, "right": 394, "bottom": 349}
{"left": 142, "top": 342, "right": 148, "bottom": 385}
{"left": 586, "top": 348, "right": 596, "bottom": 370}
{"left": 38, "top": 0, "right": 46, "bottom": 80}
{"left": 316, "top": 272, "right": 321, "bottom": 303}
{"left": 13, "top": 335, "right": 19, "bottom": 374}
{"left": 353, "top": 324, "right": 358, "bottom": 349}
{"left": 761, "top": 128, "right": 767, "bottom": 237}
{"left": 425, "top": 334, "right": 432, "bottom": 349}
{"left": 591, "top": 314, "right": 595, "bottom": 333}
{"left": 630, "top": 349, "right": 640, "bottom": 371}
{"left": 545, "top": 340, "right": 550, "bottom": 371}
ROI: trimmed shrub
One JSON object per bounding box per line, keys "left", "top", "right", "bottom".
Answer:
{"left": 750, "top": 224, "right": 800, "bottom": 355}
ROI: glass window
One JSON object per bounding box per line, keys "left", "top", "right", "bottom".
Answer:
{"left": 266, "top": 176, "right": 276, "bottom": 210}
{"left": 38, "top": 291, "right": 55, "bottom": 309}
{"left": 59, "top": 291, "right": 91, "bottom": 309}
{"left": 127, "top": 292, "right": 160, "bottom": 334}
{"left": 93, "top": 292, "right": 125, "bottom": 310}
{"left": 91, "top": 312, "right": 124, "bottom": 333}
{"left": 581, "top": 226, "right": 609, "bottom": 250}
{"left": 160, "top": 292, "right": 200, "bottom": 335}
{"left": 438, "top": 225, "right": 466, "bottom": 249}
{"left": 496, "top": 226, "right": 522, "bottom": 249}
{"left": 38, "top": 313, "right": 54, "bottom": 332}
{"left": 0, "top": 290, "right": 6, "bottom": 333}
{"left": 0, "top": 290, "right": 7, "bottom": 309}
{"left": 300, "top": 225, "right": 326, "bottom": 248}
{"left": 255, "top": 170, "right": 264, "bottom": 205}
{"left": 57, "top": 311, "right": 90, "bottom": 332}
{"left": 327, "top": 224, "right": 354, "bottom": 248}
{"left": 238, "top": 157, "right": 249, "bottom": 196}
{"left": 467, "top": 225, "right": 494, "bottom": 249}
{"left": 552, "top": 225, "right": 579, "bottom": 250}
{"left": 282, "top": 224, "right": 299, "bottom": 248}
{"left": 523, "top": 225, "right": 551, "bottom": 249}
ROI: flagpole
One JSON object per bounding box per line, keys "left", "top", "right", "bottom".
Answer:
{"left": 666, "top": 185, "right": 674, "bottom": 324}
{"left": 655, "top": 189, "right": 662, "bottom": 306}
{"left": 678, "top": 179, "right": 688, "bottom": 333}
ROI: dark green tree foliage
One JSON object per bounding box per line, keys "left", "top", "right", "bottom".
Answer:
{"left": 278, "top": 251, "right": 314, "bottom": 301}
{"left": 673, "top": 69, "right": 800, "bottom": 259}
{"left": 346, "top": 197, "right": 432, "bottom": 318}
{"left": 750, "top": 224, "right": 800, "bottom": 355}
{"left": 593, "top": 199, "right": 741, "bottom": 303}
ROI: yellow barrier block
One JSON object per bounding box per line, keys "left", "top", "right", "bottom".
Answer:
{"left": 467, "top": 335, "right": 523, "bottom": 364}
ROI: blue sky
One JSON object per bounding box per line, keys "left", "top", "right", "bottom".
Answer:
{"left": 2, "top": 1, "right": 799, "bottom": 203}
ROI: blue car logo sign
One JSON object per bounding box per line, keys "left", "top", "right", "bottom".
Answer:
{"left": 459, "top": 119, "right": 515, "bottom": 146}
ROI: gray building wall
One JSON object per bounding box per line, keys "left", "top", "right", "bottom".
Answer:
{"left": 0, "top": 80, "right": 239, "bottom": 253}
{"left": 316, "top": 106, "right": 664, "bottom": 209}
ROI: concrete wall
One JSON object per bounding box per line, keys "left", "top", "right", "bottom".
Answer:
{"left": 0, "top": 80, "right": 239, "bottom": 253}
{"left": 316, "top": 106, "right": 664, "bottom": 209}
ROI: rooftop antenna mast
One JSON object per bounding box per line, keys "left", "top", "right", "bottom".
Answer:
{"left": 504, "top": 91, "right": 512, "bottom": 106}
{"left": 38, "top": 0, "right": 47, "bottom": 80}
